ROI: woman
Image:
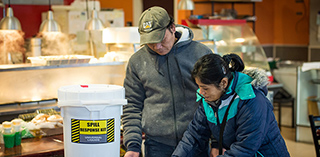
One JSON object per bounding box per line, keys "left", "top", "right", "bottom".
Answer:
{"left": 172, "top": 53, "right": 290, "bottom": 157}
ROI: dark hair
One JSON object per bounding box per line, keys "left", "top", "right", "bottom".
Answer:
{"left": 191, "top": 53, "right": 245, "bottom": 87}
{"left": 166, "top": 16, "right": 175, "bottom": 33}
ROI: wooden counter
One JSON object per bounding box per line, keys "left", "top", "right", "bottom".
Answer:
{"left": 0, "top": 133, "right": 136, "bottom": 156}
{"left": 0, "top": 135, "right": 64, "bottom": 157}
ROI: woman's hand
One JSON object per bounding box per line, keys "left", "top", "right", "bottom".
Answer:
{"left": 124, "top": 151, "right": 140, "bottom": 157}
{"left": 210, "top": 148, "right": 226, "bottom": 157}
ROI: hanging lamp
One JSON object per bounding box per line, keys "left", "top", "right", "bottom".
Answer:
{"left": 0, "top": 0, "right": 22, "bottom": 30}
{"left": 39, "top": 0, "right": 61, "bottom": 32}
{"left": 178, "top": 0, "right": 195, "bottom": 10}
{"left": 85, "top": 0, "right": 105, "bottom": 30}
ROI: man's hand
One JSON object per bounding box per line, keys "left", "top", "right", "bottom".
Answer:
{"left": 124, "top": 151, "right": 140, "bottom": 157}
{"left": 210, "top": 148, "right": 226, "bottom": 157}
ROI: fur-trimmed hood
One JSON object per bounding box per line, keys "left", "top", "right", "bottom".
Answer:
{"left": 242, "top": 68, "right": 269, "bottom": 89}
{"left": 223, "top": 68, "right": 269, "bottom": 101}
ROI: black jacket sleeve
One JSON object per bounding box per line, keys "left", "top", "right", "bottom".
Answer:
{"left": 172, "top": 102, "right": 212, "bottom": 157}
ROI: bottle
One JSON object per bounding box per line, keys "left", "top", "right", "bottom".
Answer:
{"left": 30, "top": 38, "right": 42, "bottom": 57}
{"left": 0, "top": 125, "right": 3, "bottom": 144}
{"left": 12, "top": 119, "right": 22, "bottom": 146}
{"left": 2, "top": 121, "right": 15, "bottom": 148}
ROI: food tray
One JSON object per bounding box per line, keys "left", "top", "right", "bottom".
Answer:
{"left": 28, "top": 55, "right": 93, "bottom": 66}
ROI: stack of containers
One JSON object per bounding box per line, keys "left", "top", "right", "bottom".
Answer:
{"left": 2, "top": 120, "right": 22, "bottom": 148}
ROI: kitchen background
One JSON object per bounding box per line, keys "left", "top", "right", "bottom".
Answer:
{"left": 0, "top": 0, "right": 319, "bottom": 156}
{"left": 1, "top": 0, "right": 319, "bottom": 61}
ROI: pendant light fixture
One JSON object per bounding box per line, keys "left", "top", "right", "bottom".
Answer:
{"left": 0, "top": 0, "right": 22, "bottom": 30}
{"left": 178, "top": 0, "right": 195, "bottom": 10}
{"left": 85, "top": 0, "right": 105, "bottom": 30}
{"left": 39, "top": 0, "right": 61, "bottom": 33}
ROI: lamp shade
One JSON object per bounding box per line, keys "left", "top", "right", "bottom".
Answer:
{"left": 178, "top": 0, "right": 195, "bottom": 10}
{"left": 39, "top": 10, "right": 61, "bottom": 33}
{"left": 85, "top": 10, "right": 105, "bottom": 30}
{"left": 0, "top": 7, "right": 22, "bottom": 30}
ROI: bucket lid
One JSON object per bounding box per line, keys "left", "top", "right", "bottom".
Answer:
{"left": 58, "top": 84, "right": 127, "bottom": 107}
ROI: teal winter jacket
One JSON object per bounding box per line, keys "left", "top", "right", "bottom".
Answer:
{"left": 172, "top": 69, "right": 290, "bottom": 157}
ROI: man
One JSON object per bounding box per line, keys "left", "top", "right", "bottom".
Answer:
{"left": 122, "top": 6, "right": 212, "bottom": 157}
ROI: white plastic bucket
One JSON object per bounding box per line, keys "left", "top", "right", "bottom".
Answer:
{"left": 58, "top": 84, "right": 127, "bottom": 157}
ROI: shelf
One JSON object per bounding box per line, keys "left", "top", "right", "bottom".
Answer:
{"left": 192, "top": 0, "right": 257, "bottom": 32}
{"left": 197, "top": 0, "right": 261, "bottom": 3}
{"left": 183, "top": 19, "right": 246, "bottom": 25}
{"left": 209, "top": 0, "right": 262, "bottom": 2}
{"left": 311, "top": 79, "right": 320, "bottom": 84}
{"left": 308, "top": 97, "right": 320, "bottom": 102}
{"left": 216, "top": 45, "right": 257, "bottom": 53}
{"left": 246, "top": 19, "right": 256, "bottom": 22}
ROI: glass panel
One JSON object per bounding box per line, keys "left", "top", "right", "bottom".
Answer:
{"left": 196, "top": 22, "right": 270, "bottom": 71}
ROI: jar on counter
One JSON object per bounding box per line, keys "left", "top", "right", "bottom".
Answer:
{"left": 2, "top": 121, "right": 15, "bottom": 148}
{"left": 12, "top": 119, "right": 22, "bottom": 146}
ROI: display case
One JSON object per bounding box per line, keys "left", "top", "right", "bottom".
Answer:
{"left": 0, "top": 27, "right": 139, "bottom": 107}
{"left": 0, "top": 62, "right": 126, "bottom": 123}
{"left": 185, "top": 19, "right": 270, "bottom": 72}
{"left": 0, "top": 62, "right": 126, "bottom": 105}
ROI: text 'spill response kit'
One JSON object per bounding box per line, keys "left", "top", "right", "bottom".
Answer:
{"left": 58, "top": 84, "right": 127, "bottom": 157}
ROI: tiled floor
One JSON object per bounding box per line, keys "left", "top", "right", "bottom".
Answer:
{"left": 281, "top": 127, "right": 316, "bottom": 157}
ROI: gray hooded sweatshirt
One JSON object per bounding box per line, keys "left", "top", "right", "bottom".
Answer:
{"left": 122, "top": 24, "right": 212, "bottom": 152}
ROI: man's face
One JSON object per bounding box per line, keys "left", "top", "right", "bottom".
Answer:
{"left": 146, "top": 27, "right": 176, "bottom": 56}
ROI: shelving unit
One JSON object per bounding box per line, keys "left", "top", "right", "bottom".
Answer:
{"left": 192, "top": 0, "right": 260, "bottom": 32}
{"left": 296, "top": 63, "right": 320, "bottom": 142}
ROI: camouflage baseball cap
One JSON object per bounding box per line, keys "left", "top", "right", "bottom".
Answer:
{"left": 138, "top": 6, "right": 171, "bottom": 45}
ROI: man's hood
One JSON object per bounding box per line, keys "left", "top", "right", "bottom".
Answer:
{"left": 175, "top": 24, "right": 194, "bottom": 46}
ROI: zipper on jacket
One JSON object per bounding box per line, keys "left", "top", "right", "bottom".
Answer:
{"left": 167, "top": 52, "right": 179, "bottom": 145}
{"left": 213, "top": 107, "right": 221, "bottom": 127}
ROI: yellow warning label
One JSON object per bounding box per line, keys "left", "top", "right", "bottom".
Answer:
{"left": 107, "top": 119, "right": 114, "bottom": 142}
{"left": 79, "top": 120, "right": 107, "bottom": 135}
{"left": 71, "top": 119, "right": 80, "bottom": 143}
{"left": 71, "top": 118, "right": 114, "bottom": 144}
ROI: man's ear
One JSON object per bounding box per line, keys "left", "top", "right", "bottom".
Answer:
{"left": 171, "top": 24, "right": 176, "bottom": 33}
